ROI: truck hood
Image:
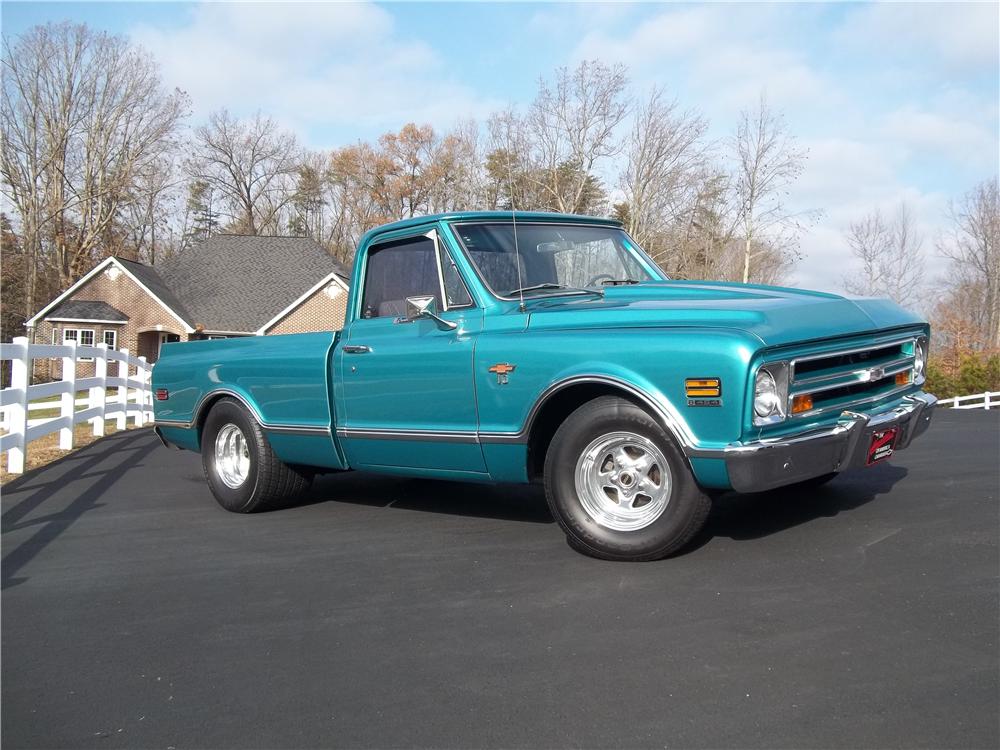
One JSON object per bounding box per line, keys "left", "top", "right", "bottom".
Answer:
{"left": 523, "top": 281, "right": 925, "bottom": 347}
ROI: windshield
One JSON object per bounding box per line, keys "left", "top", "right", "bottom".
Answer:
{"left": 451, "top": 222, "right": 663, "bottom": 298}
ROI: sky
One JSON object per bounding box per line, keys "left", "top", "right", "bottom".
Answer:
{"left": 2, "top": 1, "right": 998, "bottom": 293}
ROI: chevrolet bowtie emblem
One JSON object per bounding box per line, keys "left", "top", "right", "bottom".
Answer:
{"left": 488, "top": 363, "right": 516, "bottom": 385}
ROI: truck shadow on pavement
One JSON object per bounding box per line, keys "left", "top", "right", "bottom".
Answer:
{"left": 308, "top": 460, "right": 910, "bottom": 546}
{"left": 1, "top": 430, "right": 160, "bottom": 589}
{"left": 692, "top": 462, "right": 909, "bottom": 551}
{"left": 309, "top": 471, "right": 555, "bottom": 524}
{"left": 0, "top": 430, "right": 911, "bottom": 581}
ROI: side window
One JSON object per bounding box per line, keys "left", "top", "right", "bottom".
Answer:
{"left": 360, "top": 236, "right": 442, "bottom": 319}
{"left": 439, "top": 245, "right": 473, "bottom": 309}
{"left": 103, "top": 330, "right": 117, "bottom": 349}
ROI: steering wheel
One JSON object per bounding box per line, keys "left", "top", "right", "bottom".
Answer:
{"left": 586, "top": 273, "right": 615, "bottom": 287}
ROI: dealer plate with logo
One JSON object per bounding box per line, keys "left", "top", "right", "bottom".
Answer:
{"left": 866, "top": 427, "right": 899, "bottom": 465}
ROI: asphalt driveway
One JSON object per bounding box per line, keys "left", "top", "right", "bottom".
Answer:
{"left": 2, "top": 409, "right": 998, "bottom": 749}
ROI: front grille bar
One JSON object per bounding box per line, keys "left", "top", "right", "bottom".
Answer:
{"left": 786, "top": 336, "right": 918, "bottom": 419}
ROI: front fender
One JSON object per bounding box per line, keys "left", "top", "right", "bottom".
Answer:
{"left": 474, "top": 327, "right": 758, "bottom": 453}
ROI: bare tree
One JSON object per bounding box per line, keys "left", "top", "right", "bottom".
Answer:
{"left": 118, "top": 155, "right": 183, "bottom": 264}
{"left": 488, "top": 61, "right": 629, "bottom": 215}
{"left": 618, "top": 88, "right": 709, "bottom": 243}
{"left": 843, "top": 203, "right": 925, "bottom": 308}
{"left": 937, "top": 178, "right": 1000, "bottom": 348}
{"left": 189, "top": 110, "right": 300, "bottom": 235}
{"left": 617, "top": 87, "right": 713, "bottom": 269}
{"left": 1, "top": 22, "right": 187, "bottom": 299}
{"left": 731, "top": 93, "right": 809, "bottom": 283}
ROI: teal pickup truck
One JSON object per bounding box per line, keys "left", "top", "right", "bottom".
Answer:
{"left": 152, "top": 211, "right": 936, "bottom": 561}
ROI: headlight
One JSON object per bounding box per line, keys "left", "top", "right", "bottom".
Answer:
{"left": 752, "top": 362, "right": 789, "bottom": 426}
{"left": 754, "top": 368, "right": 781, "bottom": 418}
{"left": 913, "top": 337, "right": 927, "bottom": 384}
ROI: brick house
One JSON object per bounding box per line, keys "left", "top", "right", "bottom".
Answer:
{"left": 27, "top": 235, "right": 350, "bottom": 379}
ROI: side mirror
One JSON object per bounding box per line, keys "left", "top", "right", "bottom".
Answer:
{"left": 403, "top": 295, "right": 458, "bottom": 330}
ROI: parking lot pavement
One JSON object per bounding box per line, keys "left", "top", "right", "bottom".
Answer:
{"left": 2, "top": 409, "right": 997, "bottom": 749}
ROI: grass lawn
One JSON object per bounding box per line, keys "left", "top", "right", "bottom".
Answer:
{"left": 17, "top": 388, "right": 131, "bottom": 420}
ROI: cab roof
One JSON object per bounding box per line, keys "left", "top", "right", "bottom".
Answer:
{"left": 359, "top": 211, "right": 622, "bottom": 247}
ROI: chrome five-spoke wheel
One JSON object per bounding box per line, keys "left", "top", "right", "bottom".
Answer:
{"left": 214, "top": 423, "right": 251, "bottom": 489}
{"left": 574, "top": 431, "right": 672, "bottom": 532}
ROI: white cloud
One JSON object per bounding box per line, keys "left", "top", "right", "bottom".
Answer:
{"left": 834, "top": 3, "right": 999, "bottom": 74}
{"left": 130, "top": 2, "right": 498, "bottom": 147}
{"left": 565, "top": 3, "right": 993, "bottom": 296}
{"left": 790, "top": 137, "right": 951, "bottom": 295}
{"left": 878, "top": 106, "right": 997, "bottom": 168}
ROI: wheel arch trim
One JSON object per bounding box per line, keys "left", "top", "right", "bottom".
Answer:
{"left": 479, "top": 375, "right": 698, "bottom": 453}
{"left": 155, "top": 388, "right": 330, "bottom": 446}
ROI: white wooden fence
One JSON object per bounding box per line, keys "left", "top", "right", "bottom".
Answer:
{"left": 0, "top": 336, "right": 153, "bottom": 474}
{"left": 937, "top": 391, "right": 999, "bottom": 410}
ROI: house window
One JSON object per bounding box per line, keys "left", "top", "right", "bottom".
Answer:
{"left": 103, "top": 330, "right": 117, "bottom": 350}
{"left": 63, "top": 328, "right": 96, "bottom": 361}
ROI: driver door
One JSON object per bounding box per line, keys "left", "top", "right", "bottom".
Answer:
{"left": 337, "top": 228, "right": 486, "bottom": 474}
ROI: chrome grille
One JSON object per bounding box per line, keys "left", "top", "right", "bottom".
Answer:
{"left": 788, "top": 337, "right": 917, "bottom": 417}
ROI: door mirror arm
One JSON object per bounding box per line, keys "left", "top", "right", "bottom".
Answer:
{"left": 400, "top": 296, "right": 458, "bottom": 331}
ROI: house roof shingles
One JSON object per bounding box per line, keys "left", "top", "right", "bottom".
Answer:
{"left": 47, "top": 300, "right": 129, "bottom": 322}
{"left": 152, "top": 236, "right": 349, "bottom": 332}
{"left": 108, "top": 236, "right": 349, "bottom": 333}
{"left": 115, "top": 257, "right": 195, "bottom": 326}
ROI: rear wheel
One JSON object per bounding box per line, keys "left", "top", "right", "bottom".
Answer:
{"left": 543, "top": 396, "right": 712, "bottom": 561}
{"left": 201, "top": 398, "right": 312, "bottom": 512}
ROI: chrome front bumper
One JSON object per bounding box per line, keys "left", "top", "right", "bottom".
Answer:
{"left": 720, "top": 392, "right": 937, "bottom": 493}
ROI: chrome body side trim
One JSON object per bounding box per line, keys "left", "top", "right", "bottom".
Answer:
{"left": 156, "top": 389, "right": 331, "bottom": 438}
{"left": 337, "top": 376, "right": 693, "bottom": 451}
{"left": 265, "top": 424, "right": 330, "bottom": 436}
{"left": 153, "top": 419, "right": 189, "bottom": 429}
{"left": 477, "top": 431, "right": 527, "bottom": 445}
{"left": 336, "top": 428, "right": 480, "bottom": 444}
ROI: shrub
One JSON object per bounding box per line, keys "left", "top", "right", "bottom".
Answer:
{"left": 926, "top": 351, "right": 1000, "bottom": 399}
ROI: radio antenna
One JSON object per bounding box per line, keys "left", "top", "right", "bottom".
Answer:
{"left": 501, "top": 139, "right": 526, "bottom": 312}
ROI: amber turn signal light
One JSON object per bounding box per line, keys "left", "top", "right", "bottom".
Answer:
{"left": 895, "top": 371, "right": 910, "bottom": 386}
{"left": 685, "top": 378, "right": 721, "bottom": 398}
{"left": 791, "top": 394, "right": 813, "bottom": 413}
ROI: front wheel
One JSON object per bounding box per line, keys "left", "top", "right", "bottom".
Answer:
{"left": 201, "top": 398, "right": 312, "bottom": 513}
{"left": 544, "top": 396, "right": 712, "bottom": 561}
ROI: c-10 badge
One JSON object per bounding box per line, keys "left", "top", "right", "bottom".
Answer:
{"left": 488, "top": 363, "right": 516, "bottom": 385}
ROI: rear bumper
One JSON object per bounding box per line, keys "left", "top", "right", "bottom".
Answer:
{"left": 718, "top": 392, "right": 936, "bottom": 493}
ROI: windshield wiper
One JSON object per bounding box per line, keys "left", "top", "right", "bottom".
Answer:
{"left": 601, "top": 278, "right": 641, "bottom": 286}
{"left": 506, "top": 282, "right": 604, "bottom": 297}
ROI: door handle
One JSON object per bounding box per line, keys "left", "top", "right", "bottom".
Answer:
{"left": 342, "top": 345, "right": 371, "bottom": 354}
